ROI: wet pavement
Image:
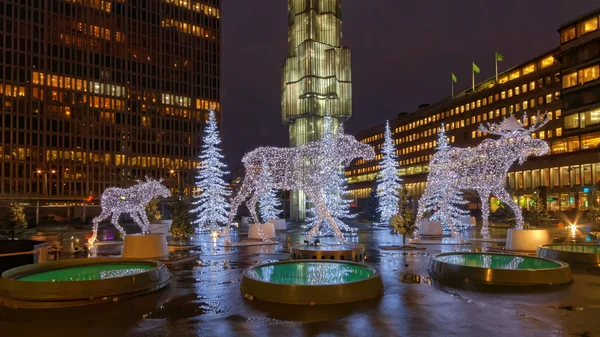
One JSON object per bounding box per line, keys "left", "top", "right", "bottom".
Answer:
{"left": 1, "top": 224, "right": 600, "bottom": 337}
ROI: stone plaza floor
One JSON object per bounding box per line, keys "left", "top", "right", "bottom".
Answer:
{"left": 1, "top": 224, "right": 599, "bottom": 337}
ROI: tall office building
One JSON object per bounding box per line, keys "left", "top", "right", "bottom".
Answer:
{"left": 282, "top": 0, "right": 352, "bottom": 219}
{"left": 0, "top": 0, "right": 221, "bottom": 204}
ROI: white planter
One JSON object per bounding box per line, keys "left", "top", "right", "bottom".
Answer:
{"left": 149, "top": 220, "right": 172, "bottom": 235}
{"left": 122, "top": 233, "right": 169, "bottom": 259}
{"left": 248, "top": 223, "right": 276, "bottom": 240}
{"left": 505, "top": 229, "right": 552, "bottom": 252}
{"left": 419, "top": 221, "right": 443, "bottom": 236}
{"left": 268, "top": 219, "right": 287, "bottom": 230}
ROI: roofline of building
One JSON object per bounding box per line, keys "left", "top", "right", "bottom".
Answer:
{"left": 558, "top": 6, "right": 600, "bottom": 30}
{"left": 353, "top": 47, "right": 560, "bottom": 139}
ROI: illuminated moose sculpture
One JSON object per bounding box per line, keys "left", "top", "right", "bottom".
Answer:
{"left": 225, "top": 132, "right": 375, "bottom": 243}
{"left": 88, "top": 177, "right": 171, "bottom": 244}
{"left": 416, "top": 113, "right": 549, "bottom": 240}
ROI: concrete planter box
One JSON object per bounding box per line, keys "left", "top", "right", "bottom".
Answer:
{"left": 149, "top": 220, "right": 172, "bottom": 235}
{"left": 419, "top": 221, "right": 443, "bottom": 236}
{"left": 505, "top": 229, "right": 552, "bottom": 252}
{"left": 248, "top": 223, "right": 276, "bottom": 240}
{"left": 122, "top": 233, "right": 169, "bottom": 259}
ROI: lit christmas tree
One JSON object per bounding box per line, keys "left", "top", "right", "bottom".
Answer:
{"left": 303, "top": 117, "right": 357, "bottom": 238}
{"left": 376, "top": 120, "right": 402, "bottom": 225}
{"left": 190, "top": 109, "right": 231, "bottom": 232}
{"left": 258, "top": 160, "right": 282, "bottom": 223}
{"left": 419, "top": 124, "right": 470, "bottom": 237}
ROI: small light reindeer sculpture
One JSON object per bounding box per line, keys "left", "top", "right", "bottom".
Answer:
{"left": 225, "top": 132, "right": 375, "bottom": 243}
{"left": 88, "top": 177, "right": 171, "bottom": 244}
{"left": 416, "top": 113, "right": 549, "bottom": 240}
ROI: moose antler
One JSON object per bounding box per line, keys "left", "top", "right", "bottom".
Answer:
{"left": 525, "top": 111, "right": 549, "bottom": 133}
{"left": 478, "top": 111, "right": 549, "bottom": 136}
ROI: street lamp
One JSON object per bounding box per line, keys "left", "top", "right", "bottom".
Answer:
{"left": 170, "top": 169, "right": 181, "bottom": 197}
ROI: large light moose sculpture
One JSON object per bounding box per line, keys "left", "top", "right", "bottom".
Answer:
{"left": 225, "top": 131, "right": 375, "bottom": 243}
{"left": 416, "top": 113, "right": 549, "bottom": 240}
{"left": 88, "top": 177, "right": 171, "bottom": 244}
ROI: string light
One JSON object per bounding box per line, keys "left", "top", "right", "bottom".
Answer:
{"left": 304, "top": 118, "right": 358, "bottom": 239}
{"left": 88, "top": 177, "right": 171, "bottom": 244}
{"left": 377, "top": 120, "right": 402, "bottom": 225}
{"left": 190, "top": 109, "right": 231, "bottom": 232}
{"left": 226, "top": 117, "right": 375, "bottom": 243}
{"left": 258, "top": 159, "right": 282, "bottom": 223}
{"left": 419, "top": 124, "right": 470, "bottom": 240}
{"left": 416, "top": 112, "right": 549, "bottom": 240}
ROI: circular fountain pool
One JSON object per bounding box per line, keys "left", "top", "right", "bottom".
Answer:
{"left": 0, "top": 258, "right": 169, "bottom": 308}
{"left": 429, "top": 252, "right": 572, "bottom": 287}
{"left": 537, "top": 244, "right": 600, "bottom": 266}
{"left": 240, "top": 260, "right": 383, "bottom": 305}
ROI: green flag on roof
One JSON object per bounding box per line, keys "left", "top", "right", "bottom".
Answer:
{"left": 472, "top": 62, "right": 480, "bottom": 74}
{"left": 452, "top": 73, "right": 457, "bottom": 83}
{"left": 496, "top": 52, "right": 504, "bottom": 62}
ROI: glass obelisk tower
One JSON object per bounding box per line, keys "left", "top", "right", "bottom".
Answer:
{"left": 282, "top": 0, "right": 352, "bottom": 220}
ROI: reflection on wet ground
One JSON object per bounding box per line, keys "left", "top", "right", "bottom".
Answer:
{"left": 1, "top": 224, "right": 600, "bottom": 337}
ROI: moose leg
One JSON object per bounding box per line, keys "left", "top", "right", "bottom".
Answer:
{"left": 495, "top": 188, "right": 524, "bottom": 230}
{"left": 111, "top": 212, "right": 127, "bottom": 239}
{"left": 88, "top": 211, "right": 110, "bottom": 245}
{"left": 478, "top": 189, "right": 491, "bottom": 240}
{"left": 137, "top": 209, "right": 151, "bottom": 234}
{"left": 247, "top": 188, "right": 272, "bottom": 243}
{"left": 224, "top": 176, "right": 255, "bottom": 242}
{"left": 415, "top": 183, "right": 438, "bottom": 242}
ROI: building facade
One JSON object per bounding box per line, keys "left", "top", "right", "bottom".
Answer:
{"left": 0, "top": 0, "right": 221, "bottom": 204}
{"left": 282, "top": 0, "right": 352, "bottom": 219}
{"left": 348, "top": 7, "right": 600, "bottom": 213}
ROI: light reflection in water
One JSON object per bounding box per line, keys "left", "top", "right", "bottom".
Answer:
{"left": 250, "top": 262, "right": 374, "bottom": 285}
{"left": 436, "top": 254, "right": 559, "bottom": 270}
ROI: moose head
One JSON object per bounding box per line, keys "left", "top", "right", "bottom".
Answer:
{"left": 140, "top": 177, "right": 172, "bottom": 199}
{"left": 478, "top": 112, "right": 549, "bottom": 164}
{"left": 333, "top": 133, "right": 376, "bottom": 167}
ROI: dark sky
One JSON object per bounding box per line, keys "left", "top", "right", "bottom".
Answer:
{"left": 220, "top": 0, "right": 599, "bottom": 170}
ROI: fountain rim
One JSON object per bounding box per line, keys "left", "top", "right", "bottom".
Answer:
{"left": 537, "top": 243, "right": 600, "bottom": 265}
{"left": 432, "top": 251, "right": 569, "bottom": 270}
{"left": 242, "top": 259, "right": 380, "bottom": 286}
{"left": 429, "top": 252, "right": 573, "bottom": 286}
{"left": 1, "top": 257, "right": 163, "bottom": 284}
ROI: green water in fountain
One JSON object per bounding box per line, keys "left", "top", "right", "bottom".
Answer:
{"left": 548, "top": 245, "right": 600, "bottom": 254}
{"left": 436, "top": 254, "right": 561, "bottom": 270}
{"left": 18, "top": 264, "right": 154, "bottom": 282}
{"left": 249, "top": 262, "right": 374, "bottom": 285}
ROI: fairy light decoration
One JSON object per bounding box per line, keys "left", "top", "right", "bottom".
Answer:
{"left": 376, "top": 120, "right": 402, "bottom": 225}
{"left": 190, "top": 109, "right": 231, "bottom": 232}
{"left": 419, "top": 124, "right": 470, "bottom": 240}
{"left": 416, "top": 112, "right": 549, "bottom": 240}
{"left": 88, "top": 177, "right": 171, "bottom": 244}
{"left": 304, "top": 118, "right": 358, "bottom": 238}
{"left": 258, "top": 159, "right": 282, "bottom": 223}
{"left": 225, "top": 119, "right": 375, "bottom": 243}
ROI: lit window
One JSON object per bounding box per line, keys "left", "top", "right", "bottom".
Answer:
{"left": 529, "top": 81, "right": 536, "bottom": 90}
{"left": 515, "top": 86, "right": 520, "bottom": 95}
{"left": 523, "top": 63, "right": 535, "bottom": 75}
{"left": 545, "top": 94, "right": 552, "bottom": 104}
{"left": 508, "top": 89, "right": 513, "bottom": 98}
{"left": 522, "top": 84, "right": 528, "bottom": 93}
{"left": 501, "top": 91, "right": 506, "bottom": 99}
{"left": 539, "top": 132, "right": 545, "bottom": 140}
{"left": 523, "top": 100, "right": 528, "bottom": 110}
{"left": 498, "top": 76, "right": 508, "bottom": 84}
{"left": 564, "top": 114, "right": 580, "bottom": 129}
{"left": 556, "top": 109, "right": 562, "bottom": 119}
{"left": 510, "top": 70, "right": 521, "bottom": 80}
{"left": 556, "top": 127, "right": 562, "bottom": 137}
{"left": 561, "top": 27, "right": 576, "bottom": 43}
{"left": 541, "top": 56, "right": 555, "bottom": 68}
{"left": 580, "top": 16, "right": 598, "bottom": 35}
{"left": 578, "top": 65, "right": 599, "bottom": 84}
{"left": 562, "top": 71, "right": 579, "bottom": 89}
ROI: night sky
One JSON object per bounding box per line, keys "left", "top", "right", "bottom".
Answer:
{"left": 220, "top": 0, "right": 599, "bottom": 171}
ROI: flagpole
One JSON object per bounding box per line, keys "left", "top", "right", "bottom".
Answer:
{"left": 472, "top": 68, "right": 475, "bottom": 93}
{"left": 452, "top": 77, "right": 454, "bottom": 98}
{"left": 495, "top": 56, "right": 498, "bottom": 83}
